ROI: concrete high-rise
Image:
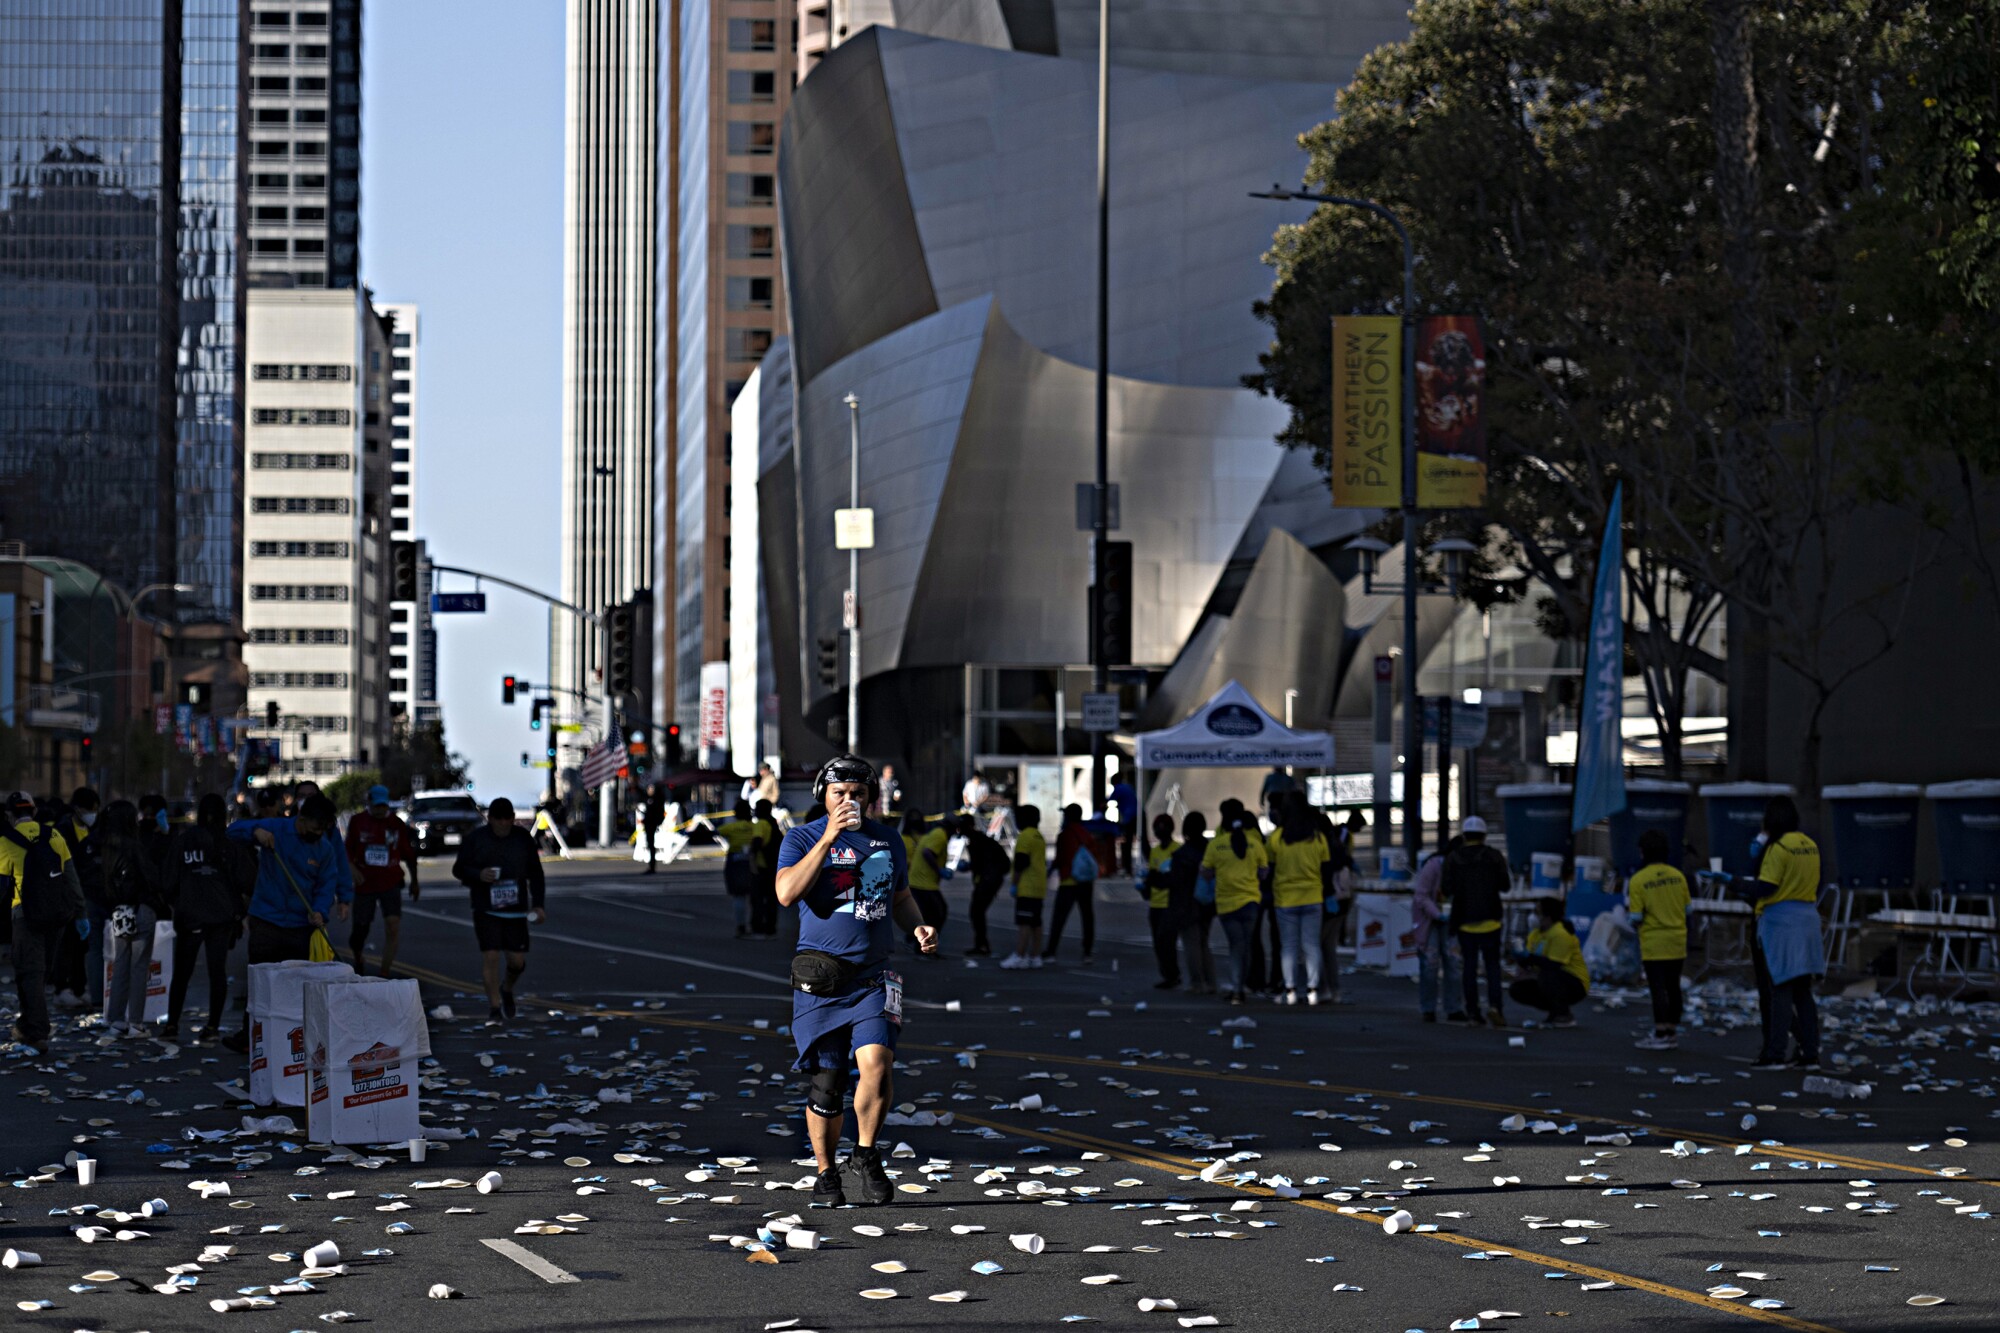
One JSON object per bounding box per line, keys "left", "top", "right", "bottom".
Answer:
{"left": 557, "top": 0, "right": 661, "bottom": 778}
{"left": 378, "top": 301, "right": 437, "bottom": 728}
{"left": 244, "top": 0, "right": 362, "bottom": 290}
{"left": 670, "top": 0, "right": 796, "bottom": 727}
{"left": 241, "top": 288, "right": 395, "bottom": 778}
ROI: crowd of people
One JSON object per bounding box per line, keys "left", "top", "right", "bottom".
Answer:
{"left": 5, "top": 779, "right": 561, "bottom": 1057}
{"left": 745, "top": 764, "right": 1827, "bottom": 1071}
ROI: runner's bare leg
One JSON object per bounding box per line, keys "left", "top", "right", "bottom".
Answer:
{"left": 852, "top": 1044, "right": 893, "bottom": 1148}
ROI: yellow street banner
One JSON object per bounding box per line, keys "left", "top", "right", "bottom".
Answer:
{"left": 1330, "top": 315, "right": 1402, "bottom": 507}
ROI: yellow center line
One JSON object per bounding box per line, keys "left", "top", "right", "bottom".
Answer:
{"left": 375, "top": 955, "right": 1996, "bottom": 1187}
{"left": 951, "top": 1110, "right": 1846, "bottom": 1333}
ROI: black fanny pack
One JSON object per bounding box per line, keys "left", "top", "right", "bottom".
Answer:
{"left": 790, "top": 949, "right": 860, "bottom": 997}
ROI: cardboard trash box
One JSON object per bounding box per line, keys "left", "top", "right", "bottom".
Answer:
{"left": 304, "top": 976, "right": 430, "bottom": 1145}
{"left": 248, "top": 960, "right": 357, "bottom": 1106}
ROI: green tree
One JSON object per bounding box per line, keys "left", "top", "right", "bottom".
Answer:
{"left": 1248, "top": 0, "right": 1966, "bottom": 795}
{"left": 323, "top": 769, "right": 383, "bottom": 813}
{"left": 377, "top": 719, "right": 469, "bottom": 798}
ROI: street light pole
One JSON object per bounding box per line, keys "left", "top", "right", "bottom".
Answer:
{"left": 1250, "top": 186, "right": 1420, "bottom": 863}
{"left": 844, "top": 393, "right": 862, "bottom": 753}
{"left": 1089, "top": 0, "right": 1110, "bottom": 817}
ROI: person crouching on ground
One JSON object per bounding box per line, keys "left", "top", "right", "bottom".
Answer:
{"left": 1509, "top": 897, "right": 1589, "bottom": 1027}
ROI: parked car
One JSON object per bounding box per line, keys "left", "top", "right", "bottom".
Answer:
{"left": 407, "top": 789, "right": 483, "bottom": 855}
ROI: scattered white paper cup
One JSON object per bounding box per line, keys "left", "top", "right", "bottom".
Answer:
{"left": 140, "top": 1198, "right": 169, "bottom": 1217}
{"left": 1016, "top": 1094, "right": 1043, "bottom": 1112}
{"left": 1382, "top": 1210, "right": 1415, "bottom": 1235}
{"left": 476, "top": 1171, "right": 502, "bottom": 1195}
{"left": 408, "top": 1138, "right": 428, "bottom": 1163}
{"left": 75, "top": 1158, "right": 98, "bottom": 1186}
{"left": 427, "top": 1284, "right": 460, "bottom": 1299}
{"left": 784, "top": 1229, "right": 821, "bottom": 1250}
{"left": 1009, "top": 1233, "right": 1045, "bottom": 1255}
{"left": 303, "top": 1240, "right": 341, "bottom": 1269}
{"left": 2, "top": 1249, "right": 41, "bottom": 1269}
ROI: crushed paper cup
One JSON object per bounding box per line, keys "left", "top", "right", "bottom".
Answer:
{"left": 1139, "top": 1298, "right": 1181, "bottom": 1311}
{"left": 1009, "top": 1233, "right": 1046, "bottom": 1255}
{"left": 1178, "top": 1319, "right": 1220, "bottom": 1329}
{"left": 428, "top": 1284, "right": 461, "bottom": 1299}
{"left": 860, "top": 1287, "right": 898, "bottom": 1299}
{"left": 1382, "top": 1211, "right": 1416, "bottom": 1235}
{"left": 930, "top": 1290, "right": 969, "bottom": 1302}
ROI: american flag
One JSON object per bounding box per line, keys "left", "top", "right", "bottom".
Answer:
{"left": 578, "top": 738, "right": 628, "bottom": 790}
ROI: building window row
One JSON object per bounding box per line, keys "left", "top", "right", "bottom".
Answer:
{"left": 251, "top": 540, "right": 352, "bottom": 558}
{"left": 252, "top": 407, "right": 351, "bottom": 426}
{"left": 252, "top": 451, "right": 350, "bottom": 470}
{"left": 251, "top": 584, "right": 350, "bottom": 602}
{"left": 727, "top": 224, "right": 774, "bottom": 259}
{"left": 250, "top": 627, "right": 351, "bottom": 645}
{"left": 727, "top": 121, "right": 775, "bottom": 156}
{"left": 252, "top": 496, "right": 351, "bottom": 515}
{"left": 251, "top": 171, "right": 328, "bottom": 192}
{"left": 253, "top": 10, "right": 331, "bottom": 29}
{"left": 254, "top": 107, "right": 329, "bottom": 125}
{"left": 251, "top": 42, "right": 329, "bottom": 61}
{"left": 273, "top": 716, "right": 352, "bottom": 733}
{"left": 727, "top": 70, "right": 776, "bottom": 104}
{"left": 254, "top": 363, "right": 351, "bottom": 382}
{"left": 726, "top": 327, "right": 773, "bottom": 362}
{"left": 726, "top": 276, "right": 774, "bottom": 311}
{"left": 252, "top": 672, "right": 351, "bottom": 689}
{"left": 726, "top": 173, "right": 774, "bottom": 207}
{"left": 252, "top": 140, "right": 330, "bottom": 159}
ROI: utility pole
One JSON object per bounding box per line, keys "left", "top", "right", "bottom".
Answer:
{"left": 1088, "top": 0, "right": 1111, "bottom": 816}
{"left": 845, "top": 393, "right": 862, "bottom": 753}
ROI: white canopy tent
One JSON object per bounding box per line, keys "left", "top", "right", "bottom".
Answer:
{"left": 1128, "top": 681, "right": 1334, "bottom": 839}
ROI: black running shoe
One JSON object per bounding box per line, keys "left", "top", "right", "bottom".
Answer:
{"left": 848, "top": 1144, "right": 894, "bottom": 1206}
{"left": 220, "top": 1029, "right": 249, "bottom": 1053}
{"left": 811, "top": 1165, "right": 846, "bottom": 1207}
{"left": 501, "top": 989, "right": 517, "bottom": 1019}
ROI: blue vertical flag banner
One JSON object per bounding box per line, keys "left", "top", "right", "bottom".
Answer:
{"left": 1572, "top": 483, "right": 1627, "bottom": 832}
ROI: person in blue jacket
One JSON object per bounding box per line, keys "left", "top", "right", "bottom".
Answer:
{"left": 776, "top": 755, "right": 937, "bottom": 1209}
{"left": 219, "top": 794, "right": 348, "bottom": 1053}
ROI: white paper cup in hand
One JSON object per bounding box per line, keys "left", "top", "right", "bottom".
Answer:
{"left": 408, "top": 1138, "right": 428, "bottom": 1163}
{"left": 303, "top": 1240, "right": 341, "bottom": 1269}
{"left": 2, "top": 1249, "right": 41, "bottom": 1269}
{"left": 476, "top": 1171, "right": 502, "bottom": 1195}
{"left": 76, "top": 1158, "right": 97, "bottom": 1186}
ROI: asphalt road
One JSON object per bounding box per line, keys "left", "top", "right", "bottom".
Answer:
{"left": 2, "top": 854, "right": 1996, "bottom": 1332}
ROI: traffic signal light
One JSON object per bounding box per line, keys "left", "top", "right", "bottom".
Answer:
{"left": 1092, "top": 539, "right": 1133, "bottom": 667}
{"left": 80, "top": 734, "right": 93, "bottom": 761}
{"left": 520, "top": 751, "right": 530, "bottom": 768}
{"left": 816, "top": 636, "right": 838, "bottom": 686}
{"left": 529, "top": 697, "right": 544, "bottom": 729}
{"left": 665, "top": 722, "right": 683, "bottom": 767}
{"left": 502, "top": 674, "right": 517, "bottom": 705}
{"left": 389, "top": 540, "right": 420, "bottom": 603}
{"left": 265, "top": 700, "right": 280, "bottom": 728}
{"left": 606, "top": 602, "right": 636, "bottom": 695}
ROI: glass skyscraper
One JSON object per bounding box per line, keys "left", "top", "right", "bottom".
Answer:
{"left": 0, "top": 0, "right": 245, "bottom": 623}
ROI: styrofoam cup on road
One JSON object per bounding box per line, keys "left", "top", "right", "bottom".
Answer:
{"left": 1382, "top": 1210, "right": 1415, "bottom": 1235}
{"left": 2, "top": 1249, "right": 41, "bottom": 1269}
{"left": 784, "top": 1228, "right": 821, "bottom": 1250}
{"left": 1016, "top": 1094, "right": 1043, "bottom": 1112}
{"left": 75, "top": 1158, "right": 97, "bottom": 1186}
{"left": 1009, "top": 1233, "right": 1045, "bottom": 1255}
{"left": 408, "top": 1138, "right": 428, "bottom": 1163}
{"left": 476, "top": 1171, "right": 502, "bottom": 1195}
{"left": 303, "top": 1240, "right": 341, "bottom": 1268}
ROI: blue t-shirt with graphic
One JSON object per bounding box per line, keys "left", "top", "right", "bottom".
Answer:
{"left": 777, "top": 817, "right": 906, "bottom": 966}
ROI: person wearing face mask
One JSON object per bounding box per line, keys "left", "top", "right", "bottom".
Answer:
{"left": 218, "top": 794, "right": 349, "bottom": 1053}
{"left": 48, "top": 788, "right": 103, "bottom": 1012}
{"left": 1728, "top": 795, "right": 1825, "bottom": 1071}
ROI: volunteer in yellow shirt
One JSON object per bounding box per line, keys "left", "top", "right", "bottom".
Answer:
{"left": 2, "top": 791, "right": 82, "bottom": 1051}
{"left": 1001, "top": 805, "right": 1048, "bottom": 969}
{"left": 908, "top": 819, "right": 951, "bottom": 937}
{"left": 715, "top": 799, "right": 758, "bottom": 938}
{"left": 1143, "top": 813, "right": 1181, "bottom": 988}
{"left": 1742, "top": 796, "right": 1825, "bottom": 1071}
{"left": 1625, "top": 829, "right": 1690, "bottom": 1050}
{"left": 1201, "top": 813, "right": 1268, "bottom": 1003}
{"left": 1508, "top": 897, "right": 1588, "bottom": 1027}
{"left": 1266, "top": 794, "right": 1331, "bottom": 1004}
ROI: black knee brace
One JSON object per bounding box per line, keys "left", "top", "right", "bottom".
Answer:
{"left": 806, "top": 1065, "right": 849, "bottom": 1117}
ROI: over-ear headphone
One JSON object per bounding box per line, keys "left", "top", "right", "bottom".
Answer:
{"left": 812, "top": 754, "right": 880, "bottom": 810}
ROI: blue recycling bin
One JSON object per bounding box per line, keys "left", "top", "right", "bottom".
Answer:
{"left": 1496, "top": 783, "right": 1572, "bottom": 874}
{"left": 1926, "top": 780, "right": 2000, "bottom": 893}
{"left": 1699, "top": 782, "right": 1796, "bottom": 878}
{"left": 1821, "top": 783, "right": 1921, "bottom": 889}
{"left": 1607, "top": 780, "right": 1691, "bottom": 875}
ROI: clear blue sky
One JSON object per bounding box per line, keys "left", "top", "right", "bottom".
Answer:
{"left": 362, "top": 1, "right": 565, "bottom": 805}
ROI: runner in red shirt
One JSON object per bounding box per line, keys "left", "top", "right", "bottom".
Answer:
{"left": 345, "top": 785, "right": 420, "bottom": 977}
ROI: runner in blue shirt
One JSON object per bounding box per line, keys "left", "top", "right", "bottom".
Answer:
{"left": 776, "top": 755, "right": 937, "bottom": 1207}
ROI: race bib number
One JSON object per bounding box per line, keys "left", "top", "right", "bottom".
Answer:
{"left": 489, "top": 880, "right": 520, "bottom": 909}
{"left": 364, "top": 845, "right": 391, "bottom": 867}
{"left": 883, "top": 969, "right": 904, "bottom": 1025}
